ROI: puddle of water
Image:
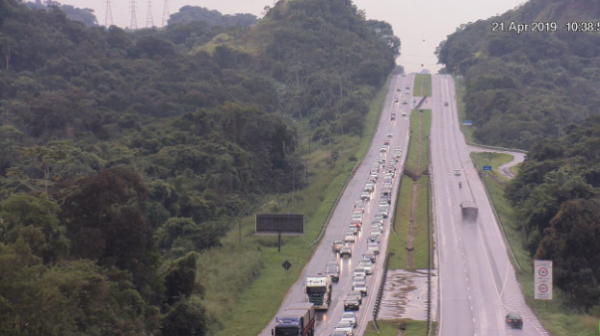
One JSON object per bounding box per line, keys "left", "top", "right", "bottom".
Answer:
{"left": 379, "top": 269, "right": 438, "bottom": 321}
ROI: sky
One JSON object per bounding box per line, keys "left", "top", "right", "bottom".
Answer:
{"left": 42, "top": 0, "right": 526, "bottom": 73}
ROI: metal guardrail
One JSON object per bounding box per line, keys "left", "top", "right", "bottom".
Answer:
{"left": 469, "top": 153, "right": 522, "bottom": 272}
{"left": 373, "top": 252, "right": 394, "bottom": 325}
{"left": 466, "top": 141, "right": 528, "bottom": 154}
{"left": 310, "top": 76, "right": 393, "bottom": 247}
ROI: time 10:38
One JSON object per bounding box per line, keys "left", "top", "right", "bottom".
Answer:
{"left": 566, "top": 22, "right": 600, "bottom": 32}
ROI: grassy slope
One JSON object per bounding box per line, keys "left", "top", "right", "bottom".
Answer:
{"left": 471, "top": 153, "right": 598, "bottom": 336}
{"left": 471, "top": 152, "right": 513, "bottom": 181}
{"left": 209, "top": 79, "right": 390, "bottom": 336}
{"left": 388, "top": 175, "right": 411, "bottom": 269}
{"left": 454, "top": 76, "right": 476, "bottom": 143}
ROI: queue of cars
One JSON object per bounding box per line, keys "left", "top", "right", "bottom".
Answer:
{"left": 329, "top": 139, "right": 400, "bottom": 335}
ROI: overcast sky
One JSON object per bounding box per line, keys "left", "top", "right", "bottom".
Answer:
{"left": 42, "top": 0, "right": 526, "bottom": 73}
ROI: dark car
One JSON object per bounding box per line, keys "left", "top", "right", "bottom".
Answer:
{"left": 344, "top": 297, "right": 360, "bottom": 311}
{"left": 340, "top": 246, "right": 352, "bottom": 258}
{"left": 327, "top": 266, "right": 340, "bottom": 282}
{"left": 505, "top": 313, "right": 523, "bottom": 329}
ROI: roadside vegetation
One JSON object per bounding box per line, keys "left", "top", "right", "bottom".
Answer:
{"left": 454, "top": 77, "right": 475, "bottom": 143}
{"left": 472, "top": 152, "right": 598, "bottom": 336}
{"left": 438, "top": 0, "right": 600, "bottom": 149}
{"left": 0, "top": 0, "right": 400, "bottom": 335}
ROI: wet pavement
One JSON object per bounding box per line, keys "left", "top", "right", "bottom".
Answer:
{"left": 378, "top": 269, "right": 438, "bottom": 321}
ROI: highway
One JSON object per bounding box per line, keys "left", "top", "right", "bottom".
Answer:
{"left": 432, "top": 75, "right": 548, "bottom": 336}
{"left": 260, "top": 73, "right": 414, "bottom": 336}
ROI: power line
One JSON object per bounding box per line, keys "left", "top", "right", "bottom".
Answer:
{"left": 104, "top": 0, "right": 114, "bottom": 27}
{"left": 130, "top": 0, "right": 138, "bottom": 30}
{"left": 162, "top": 0, "right": 169, "bottom": 27}
{"left": 146, "top": 0, "right": 154, "bottom": 28}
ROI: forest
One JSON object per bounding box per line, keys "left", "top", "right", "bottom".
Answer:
{"left": 0, "top": 0, "right": 399, "bottom": 334}
{"left": 438, "top": 0, "right": 600, "bottom": 311}
{"left": 437, "top": 0, "right": 600, "bottom": 149}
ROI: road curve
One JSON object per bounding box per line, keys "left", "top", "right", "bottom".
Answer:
{"left": 432, "top": 75, "right": 548, "bottom": 336}
{"left": 468, "top": 146, "right": 526, "bottom": 180}
{"left": 259, "top": 74, "right": 414, "bottom": 336}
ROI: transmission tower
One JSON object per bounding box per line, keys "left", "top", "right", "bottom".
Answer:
{"left": 146, "top": 0, "right": 154, "bottom": 28}
{"left": 161, "top": 0, "right": 170, "bottom": 27}
{"left": 104, "top": 0, "right": 114, "bottom": 27}
{"left": 130, "top": 0, "right": 138, "bottom": 30}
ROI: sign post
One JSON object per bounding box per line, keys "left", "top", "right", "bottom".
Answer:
{"left": 534, "top": 260, "right": 553, "bottom": 300}
{"left": 483, "top": 165, "right": 492, "bottom": 171}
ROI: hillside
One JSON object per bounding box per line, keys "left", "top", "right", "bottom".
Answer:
{"left": 0, "top": 0, "right": 400, "bottom": 334}
{"left": 437, "top": 0, "right": 600, "bottom": 149}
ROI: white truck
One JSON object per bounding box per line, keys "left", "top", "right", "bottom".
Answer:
{"left": 305, "top": 274, "right": 332, "bottom": 310}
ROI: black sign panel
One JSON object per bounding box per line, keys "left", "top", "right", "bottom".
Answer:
{"left": 282, "top": 260, "right": 292, "bottom": 271}
{"left": 255, "top": 213, "right": 304, "bottom": 235}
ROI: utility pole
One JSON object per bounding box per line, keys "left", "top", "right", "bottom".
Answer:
{"left": 130, "top": 0, "right": 138, "bottom": 30}
{"left": 161, "top": 0, "right": 170, "bottom": 27}
{"left": 146, "top": 0, "right": 154, "bottom": 28}
{"left": 104, "top": 0, "right": 114, "bottom": 27}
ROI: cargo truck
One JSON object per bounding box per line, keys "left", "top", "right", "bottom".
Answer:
{"left": 272, "top": 302, "right": 316, "bottom": 336}
{"left": 305, "top": 274, "right": 332, "bottom": 310}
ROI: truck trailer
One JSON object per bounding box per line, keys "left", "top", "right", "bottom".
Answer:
{"left": 305, "top": 274, "right": 332, "bottom": 310}
{"left": 272, "top": 303, "right": 316, "bottom": 336}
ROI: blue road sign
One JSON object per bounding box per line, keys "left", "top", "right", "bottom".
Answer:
{"left": 463, "top": 120, "right": 473, "bottom": 126}
{"left": 483, "top": 165, "right": 492, "bottom": 171}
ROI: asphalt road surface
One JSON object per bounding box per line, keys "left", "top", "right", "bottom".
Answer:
{"left": 432, "top": 75, "right": 548, "bottom": 336}
{"left": 259, "top": 74, "right": 414, "bottom": 336}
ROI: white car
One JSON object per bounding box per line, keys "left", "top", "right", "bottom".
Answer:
{"left": 353, "top": 268, "right": 367, "bottom": 278}
{"left": 352, "top": 276, "right": 366, "bottom": 286}
{"left": 454, "top": 169, "right": 461, "bottom": 176}
{"left": 345, "top": 232, "right": 356, "bottom": 243}
{"left": 341, "top": 312, "right": 357, "bottom": 328}
{"left": 353, "top": 281, "right": 368, "bottom": 296}
{"left": 368, "top": 242, "right": 380, "bottom": 254}
{"left": 358, "top": 260, "right": 373, "bottom": 274}
{"left": 360, "top": 191, "right": 371, "bottom": 201}
{"left": 379, "top": 146, "right": 387, "bottom": 153}
{"left": 335, "top": 321, "right": 354, "bottom": 336}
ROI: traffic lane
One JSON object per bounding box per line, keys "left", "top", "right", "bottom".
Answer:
{"left": 258, "top": 75, "right": 405, "bottom": 336}
{"left": 316, "top": 74, "right": 409, "bottom": 333}
{"left": 431, "top": 76, "right": 476, "bottom": 335}
{"left": 320, "top": 75, "right": 412, "bottom": 335}
{"left": 440, "top": 75, "right": 545, "bottom": 336}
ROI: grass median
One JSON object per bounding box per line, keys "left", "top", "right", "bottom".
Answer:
{"left": 207, "top": 78, "right": 391, "bottom": 336}
{"left": 471, "top": 152, "right": 598, "bottom": 336}
{"left": 364, "top": 319, "right": 435, "bottom": 336}
{"left": 413, "top": 74, "right": 432, "bottom": 97}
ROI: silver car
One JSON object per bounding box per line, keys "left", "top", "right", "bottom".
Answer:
{"left": 341, "top": 312, "right": 357, "bottom": 328}
{"left": 345, "top": 232, "right": 356, "bottom": 242}
{"left": 368, "top": 242, "right": 380, "bottom": 254}
{"left": 353, "top": 281, "right": 368, "bottom": 296}
{"left": 358, "top": 260, "right": 373, "bottom": 275}
{"left": 334, "top": 321, "right": 354, "bottom": 336}
{"left": 353, "top": 268, "right": 367, "bottom": 278}
{"left": 352, "top": 276, "right": 366, "bottom": 286}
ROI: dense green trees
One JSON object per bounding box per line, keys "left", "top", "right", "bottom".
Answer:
{"left": 437, "top": 0, "right": 600, "bottom": 149}
{"left": 0, "top": 0, "right": 398, "bottom": 333}
{"left": 506, "top": 116, "right": 600, "bottom": 309}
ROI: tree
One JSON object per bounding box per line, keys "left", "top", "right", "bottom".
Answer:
{"left": 21, "top": 145, "right": 69, "bottom": 197}
{"left": 161, "top": 297, "right": 208, "bottom": 336}
{"left": 164, "top": 252, "right": 200, "bottom": 304}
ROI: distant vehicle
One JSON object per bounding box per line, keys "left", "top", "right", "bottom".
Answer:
{"left": 391, "top": 114, "right": 396, "bottom": 121}
{"left": 396, "top": 88, "right": 401, "bottom": 92}
{"left": 401, "top": 111, "right": 407, "bottom": 116}
{"left": 327, "top": 266, "right": 340, "bottom": 283}
{"left": 368, "top": 242, "right": 380, "bottom": 254}
{"left": 360, "top": 191, "right": 371, "bottom": 201}
{"left": 460, "top": 202, "right": 479, "bottom": 221}
{"left": 327, "top": 260, "right": 339, "bottom": 269}
{"left": 347, "top": 226, "right": 358, "bottom": 235}
{"left": 379, "top": 146, "right": 387, "bottom": 153}
{"left": 387, "top": 133, "right": 393, "bottom": 138}
{"left": 343, "top": 297, "right": 360, "bottom": 311}
{"left": 345, "top": 232, "right": 356, "bottom": 242}
{"left": 331, "top": 330, "right": 350, "bottom": 336}
{"left": 368, "top": 235, "right": 380, "bottom": 244}
{"left": 334, "top": 321, "right": 354, "bottom": 336}
{"left": 341, "top": 312, "right": 357, "bottom": 328}
{"left": 454, "top": 169, "right": 461, "bottom": 176}
{"left": 505, "top": 313, "right": 523, "bottom": 329}
{"left": 273, "top": 303, "right": 315, "bottom": 336}
{"left": 383, "top": 139, "right": 390, "bottom": 145}
{"left": 349, "top": 290, "right": 363, "bottom": 303}
{"left": 306, "top": 274, "right": 332, "bottom": 310}
{"left": 340, "top": 246, "right": 352, "bottom": 258}
{"left": 358, "top": 260, "right": 373, "bottom": 274}
{"left": 402, "top": 100, "right": 408, "bottom": 105}
{"left": 363, "top": 250, "right": 377, "bottom": 263}
{"left": 353, "top": 281, "right": 368, "bottom": 296}
{"left": 352, "top": 276, "right": 366, "bottom": 286}
{"left": 444, "top": 102, "right": 449, "bottom": 106}
{"left": 394, "top": 99, "right": 399, "bottom": 103}
{"left": 405, "top": 86, "right": 410, "bottom": 90}
{"left": 377, "top": 209, "right": 389, "bottom": 218}
{"left": 332, "top": 240, "right": 343, "bottom": 252}
{"left": 353, "top": 268, "right": 367, "bottom": 278}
